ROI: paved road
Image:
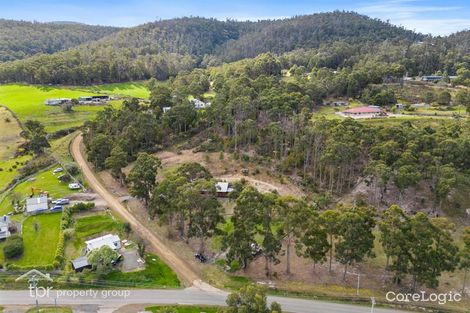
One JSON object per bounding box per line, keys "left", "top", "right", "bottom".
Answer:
{"left": 70, "top": 134, "right": 200, "bottom": 286}
{"left": 0, "top": 289, "right": 404, "bottom": 313}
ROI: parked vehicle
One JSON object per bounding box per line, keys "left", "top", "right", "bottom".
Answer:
{"left": 55, "top": 198, "right": 70, "bottom": 205}
{"left": 68, "top": 183, "right": 81, "bottom": 190}
{"left": 194, "top": 253, "right": 207, "bottom": 263}
{"left": 51, "top": 205, "right": 63, "bottom": 211}
{"left": 53, "top": 167, "right": 63, "bottom": 174}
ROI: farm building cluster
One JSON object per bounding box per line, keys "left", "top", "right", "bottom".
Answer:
{"left": 45, "top": 95, "right": 110, "bottom": 106}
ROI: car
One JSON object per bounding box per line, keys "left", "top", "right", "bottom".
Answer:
{"left": 50, "top": 205, "right": 63, "bottom": 211}
{"left": 55, "top": 198, "right": 70, "bottom": 205}
{"left": 68, "top": 183, "right": 81, "bottom": 190}
{"left": 53, "top": 167, "right": 64, "bottom": 174}
{"left": 194, "top": 253, "right": 207, "bottom": 263}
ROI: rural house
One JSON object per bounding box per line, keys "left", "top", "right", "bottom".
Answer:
{"left": 85, "top": 234, "right": 121, "bottom": 253}
{"left": 25, "top": 195, "right": 49, "bottom": 215}
{"left": 340, "top": 106, "right": 385, "bottom": 118}
{"left": 0, "top": 215, "right": 11, "bottom": 239}
{"left": 215, "top": 182, "right": 234, "bottom": 197}
{"left": 191, "top": 98, "right": 210, "bottom": 110}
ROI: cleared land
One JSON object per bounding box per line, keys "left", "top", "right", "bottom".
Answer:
{"left": 0, "top": 84, "right": 128, "bottom": 132}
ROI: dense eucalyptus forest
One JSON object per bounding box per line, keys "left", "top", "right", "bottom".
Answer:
{"left": 1, "top": 12, "right": 469, "bottom": 85}
{"left": 0, "top": 19, "right": 119, "bottom": 62}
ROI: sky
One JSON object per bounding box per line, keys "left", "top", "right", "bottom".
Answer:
{"left": 0, "top": 0, "right": 469, "bottom": 36}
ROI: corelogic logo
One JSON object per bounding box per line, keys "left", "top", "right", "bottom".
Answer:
{"left": 15, "top": 269, "right": 54, "bottom": 299}
{"left": 386, "top": 291, "right": 462, "bottom": 305}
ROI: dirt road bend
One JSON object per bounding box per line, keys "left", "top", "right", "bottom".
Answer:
{"left": 70, "top": 133, "right": 201, "bottom": 287}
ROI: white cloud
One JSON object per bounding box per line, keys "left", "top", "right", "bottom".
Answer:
{"left": 355, "top": 0, "right": 470, "bottom": 35}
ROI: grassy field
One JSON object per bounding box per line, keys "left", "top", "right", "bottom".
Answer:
{"left": 69, "top": 212, "right": 124, "bottom": 258}
{"left": 0, "top": 84, "right": 128, "bottom": 132}
{"left": 2, "top": 213, "right": 62, "bottom": 267}
{"left": 146, "top": 305, "right": 220, "bottom": 313}
{"left": 0, "top": 166, "right": 71, "bottom": 215}
{"left": 86, "top": 82, "right": 150, "bottom": 98}
{"left": 103, "top": 253, "right": 181, "bottom": 288}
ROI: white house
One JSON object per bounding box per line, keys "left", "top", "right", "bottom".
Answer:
{"left": 44, "top": 98, "right": 71, "bottom": 106}
{"left": 0, "top": 215, "right": 11, "bottom": 239}
{"left": 85, "top": 234, "right": 121, "bottom": 253}
{"left": 215, "top": 182, "right": 234, "bottom": 197}
{"left": 25, "top": 195, "right": 49, "bottom": 215}
{"left": 191, "top": 99, "right": 210, "bottom": 110}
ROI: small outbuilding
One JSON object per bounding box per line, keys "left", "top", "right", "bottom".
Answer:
{"left": 25, "top": 195, "right": 49, "bottom": 215}
{"left": 71, "top": 256, "right": 91, "bottom": 272}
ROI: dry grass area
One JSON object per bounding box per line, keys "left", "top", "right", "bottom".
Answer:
{"left": 0, "top": 106, "right": 25, "bottom": 161}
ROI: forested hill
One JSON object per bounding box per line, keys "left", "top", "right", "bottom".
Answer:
{"left": 0, "top": 19, "right": 120, "bottom": 62}
{"left": 0, "top": 12, "right": 423, "bottom": 84}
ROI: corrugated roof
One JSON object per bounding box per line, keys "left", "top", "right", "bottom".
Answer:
{"left": 342, "top": 106, "right": 382, "bottom": 114}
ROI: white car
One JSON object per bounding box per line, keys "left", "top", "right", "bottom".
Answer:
{"left": 53, "top": 167, "right": 64, "bottom": 174}
{"left": 68, "top": 183, "right": 81, "bottom": 190}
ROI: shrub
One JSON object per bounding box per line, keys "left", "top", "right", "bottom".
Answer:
{"left": 70, "top": 202, "right": 95, "bottom": 212}
{"left": 229, "top": 260, "right": 241, "bottom": 272}
{"left": 65, "top": 163, "right": 79, "bottom": 176}
{"left": 3, "top": 235, "right": 24, "bottom": 259}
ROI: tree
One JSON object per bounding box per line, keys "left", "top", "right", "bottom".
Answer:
{"left": 423, "top": 91, "right": 435, "bottom": 104}
{"left": 88, "top": 246, "right": 120, "bottom": 275}
{"left": 408, "top": 213, "right": 459, "bottom": 290}
{"left": 186, "top": 179, "right": 223, "bottom": 254}
{"left": 225, "top": 285, "right": 282, "bottom": 313}
{"left": 335, "top": 206, "right": 376, "bottom": 280}
{"left": 454, "top": 90, "right": 469, "bottom": 107}
{"left": 21, "top": 120, "right": 50, "bottom": 154}
{"left": 378, "top": 205, "right": 410, "bottom": 284}
{"left": 437, "top": 91, "right": 452, "bottom": 106}
{"left": 223, "top": 186, "right": 263, "bottom": 269}
{"left": 3, "top": 235, "right": 24, "bottom": 259}
{"left": 459, "top": 227, "right": 470, "bottom": 293}
{"left": 127, "top": 152, "right": 161, "bottom": 205}
{"left": 320, "top": 210, "right": 340, "bottom": 273}
{"left": 105, "top": 144, "right": 128, "bottom": 185}
{"left": 86, "top": 133, "right": 113, "bottom": 170}
{"left": 296, "top": 208, "right": 329, "bottom": 272}
{"left": 62, "top": 101, "right": 74, "bottom": 112}
{"left": 277, "top": 197, "right": 311, "bottom": 275}
{"left": 259, "top": 192, "right": 282, "bottom": 278}
{"left": 150, "top": 85, "right": 173, "bottom": 109}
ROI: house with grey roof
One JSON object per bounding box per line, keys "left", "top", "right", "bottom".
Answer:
{"left": 71, "top": 256, "right": 91, "bottom": 272}
{"left": 25, "top": 195, "right": 49, "bottom": 215}
{"left": 85, "top": 234, "right": 121, "bottom": 253}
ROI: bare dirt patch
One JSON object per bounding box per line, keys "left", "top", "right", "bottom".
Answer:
{"left": 152, "top": 149, "right": 305, "bottom": 198}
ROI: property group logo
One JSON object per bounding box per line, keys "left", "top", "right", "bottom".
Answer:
{"left": 15, "top": 269, "right": 54, "bottom": 299}
{"left": 15, "top": 268, "right": 131, "bottom": 300}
